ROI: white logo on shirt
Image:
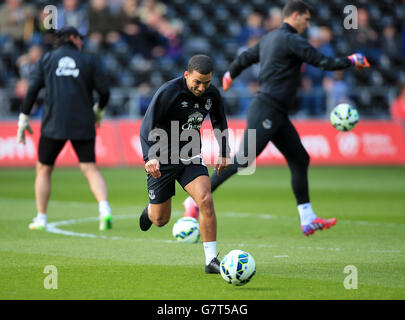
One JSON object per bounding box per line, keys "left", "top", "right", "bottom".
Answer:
{"left": 55, "top": 56, "right": 80, "bottom": 78}
{"left": 181, "top": 101, "right": 188, "bottom": 108}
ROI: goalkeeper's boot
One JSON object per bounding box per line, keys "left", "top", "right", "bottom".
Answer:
{"left": 139, "top": 204, "right": 152, "bottom": 231}
{"left": 99, "top": 213, "right": 112, "bottom": 231}
{"left": 183, "top": 196, "right": 199, "bottom": 220}
{"left": 205, "top": 257, "right": 221, "bottom": 274}
{"left": 29, "top": 217, "right": 46, "bottom": 230}
{"left": 301, "top": 217, "right": 337, "bottom": 236}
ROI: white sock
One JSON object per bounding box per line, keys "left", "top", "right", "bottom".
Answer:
{"left": 36, "top": 213, "right": 47, "bottom": 224}
{"left": 203, "top": 241, "right": 217, "bottom": 265}
{"left": 298, "top": 202, "right": 317, "bottom": 225}
{"left": 99, "top": 200, "right": 111, "bottom": 217}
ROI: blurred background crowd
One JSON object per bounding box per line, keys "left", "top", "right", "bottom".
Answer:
{"left": 0, "top": 0, "right": 404, "bottom": 121}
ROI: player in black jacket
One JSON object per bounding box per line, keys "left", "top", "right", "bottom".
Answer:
{"left": 139, "top": 55, "right": 230, "bottom": 274}
{"left": 184, "top": 0, "right": 370, "bottom": 236}
{"left": 17, "top": 26, "right": 113, "bottom": 231}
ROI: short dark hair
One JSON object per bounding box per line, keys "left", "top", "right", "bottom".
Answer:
{"left": 282, "top": 0, "right": 314, "bottom": 18}
{"left": 187, "top": 54, "right": 214, "bottom": 75}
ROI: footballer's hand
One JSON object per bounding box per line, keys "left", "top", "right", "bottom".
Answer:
{"left": 145, "top": 159, "right": 161, "bottom": 178}
{"left": 348, "top": 53, "right": 370, "bottom": 71}
{"left": 214, "top": 157, "right": 231, "bottom": 176}
{"left": 17, "top": 113, "right": 33, "bottom": 144}
{"left": 93, "top": 103, "right": 105, "bottom": 128}
{"left": 222, "top": 71, "right": 233, "bottom": 91}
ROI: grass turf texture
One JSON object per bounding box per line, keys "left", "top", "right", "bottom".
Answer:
{"left": 0, "top": 166, "right": 404, "bottom": 300}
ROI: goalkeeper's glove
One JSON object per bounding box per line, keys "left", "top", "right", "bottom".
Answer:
{"left": 348, "top": 53, "right": 370, "bottom": 71}
{"left": 93, "top": 103, "right": 105, "bottom": 128}
{"left": 222, "top": 71, "right": 233, "bottom": 91}
{"left": 17, "top": 113, "right": 33, "bottom": 144}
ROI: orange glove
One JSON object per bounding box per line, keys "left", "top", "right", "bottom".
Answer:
{"left": 222, "top": 71, "right": 233, "bottom": 91}
{"left": 348, "top": 53, "right": 370, "bottom": 71}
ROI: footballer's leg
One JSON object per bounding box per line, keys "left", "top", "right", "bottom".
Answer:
{"left": 74, "top": 140, "right": 112, "bottom": 231}
{"left": 140, "top": 165, "right": 177, "bottom": 231}
{"left": 181, "top": 168, "right": 220, "bottom": 274}
{"left": 145, "top": 199, "right": 172, "bottom": 228}
{"left": 31, "top": 161, "right": 53, "bottom": 230}
{"left": 30, "top": 137, "right": 65, "bottom": 230}
{"left": 272, "top": 120, "right": 337, "bottom": 236}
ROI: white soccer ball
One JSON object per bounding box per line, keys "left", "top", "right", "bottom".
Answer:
{"left": 330, "top": 103, "right": 359, "bottom": 132}
{"left": 172, "top": 217, "right": 200, "bottom": 243}
{"left": 220, "top": 250, "right": 256, "bottom": 286}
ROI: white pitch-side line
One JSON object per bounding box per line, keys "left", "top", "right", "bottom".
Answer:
{"left": 1, "top": 197, "right": 405, "bottom": 228}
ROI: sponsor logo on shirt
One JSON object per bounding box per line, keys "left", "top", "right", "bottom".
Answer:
{"left": 55, "top": 56, "right": 80, "bottom": 78}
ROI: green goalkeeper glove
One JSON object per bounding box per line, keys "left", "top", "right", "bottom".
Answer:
{"left": 93, "top": 103, "right": 105, "bottom": 128}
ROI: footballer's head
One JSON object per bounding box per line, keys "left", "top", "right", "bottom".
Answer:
{"left": 184, "top": 54, "right": 213, "bottom": 97}
{"left": 282, "top": 0, "right": 313, "bottom": 34}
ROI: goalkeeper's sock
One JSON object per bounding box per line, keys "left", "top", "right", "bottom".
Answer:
{"left": 99, "top": 200, "right": 111, "bottom": 217}
{"left": 298, "top": 202, "right": 317, "bottom": 225}
{"left": 36, "top": 213, "right": 47, "bottom": 224}
{"left": 203, "top": 241, "right": 217, "bottom": 265}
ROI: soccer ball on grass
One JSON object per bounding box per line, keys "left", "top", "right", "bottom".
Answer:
{"left": 330, "top": 103, "right": 359, "bottom": 131}
{"left": 220, "top": 250, "right": 256, "bottom": 286}
{"left": 172, "top": 217, "right": 200, "bottom": 243}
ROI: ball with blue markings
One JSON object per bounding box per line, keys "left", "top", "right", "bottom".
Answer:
{"left": 220, "top": 250, "right": 256, "bottom": 286}
{"left": 330, "top": 103, "right": 359, "bottom": 132}
{"left": 172, "top": 217, "right": 200, "bottom": 243}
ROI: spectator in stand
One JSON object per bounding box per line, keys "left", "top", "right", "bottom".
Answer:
{"left": 323, "top": 70, "right": 351, "bottom": 116}
{"left": 390, "top": 84, "right": 405, "bottom": 121}
{"left": 137, "top": 0, "right": 167, "bottom": 25}
{"left": 57, "top": 0, "right": 89, "bottom": 36}
{"left": 237, "top": 11, "right": 266, "bottom": 46}
{"left": 264, "top": 7, "right": 282, "bottom": 32}
{"left": 16, "top": 45, "right": 43, "bottom": 80}
{"left": 300, "top": 26, "right": 335, "bottom": 117}
{"left": 0, "top": 0, "right": 35, "bottom": 47}
{"left": 233, "top": 36, "right": 261, "bottom": 115}
{"left": 380, "top": 17, "right": 402, "bottom": 67}
{"left": 117, "top": 0, "right": 162, "bottom": 59}
{"left": 348, "top": 7, "right": 380, "bottom": 62}
{"left": 88, "top": 0, "right": 121, "bottom": 48}
{"left": 11, "top": 78, "right": 43, "bottom": 117}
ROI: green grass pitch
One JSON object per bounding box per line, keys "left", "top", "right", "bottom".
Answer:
{"left": 0, "top": 166, "right": 404, "bottom": 300}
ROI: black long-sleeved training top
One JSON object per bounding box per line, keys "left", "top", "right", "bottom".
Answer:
{"left": 229, "top": 22, "right": 353, "bottom": 113}
{"left": 22, "top": 42, "right": 110, "bottom": 140}
{"left": 140, "top": 76, "right": 230, "bottom": 164}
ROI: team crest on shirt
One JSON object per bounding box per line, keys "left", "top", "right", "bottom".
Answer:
{"left": 148, "top": 189, "right": 156, "bottom": 200}
{"left": 262, "top": 118, "right": 272, "bottom": 129}
{"left": 204, "top": 98, "right": 212, "bottom": 111}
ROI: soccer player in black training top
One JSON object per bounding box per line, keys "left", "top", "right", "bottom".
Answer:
{"left": 17, "top": 26, "right": 113, "bottom": 231}
{"left": 139, "top": 55, "right": 230, "bottom": 274}
{"left": 184, "top": 0, "right": 370, "bottom": 236}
